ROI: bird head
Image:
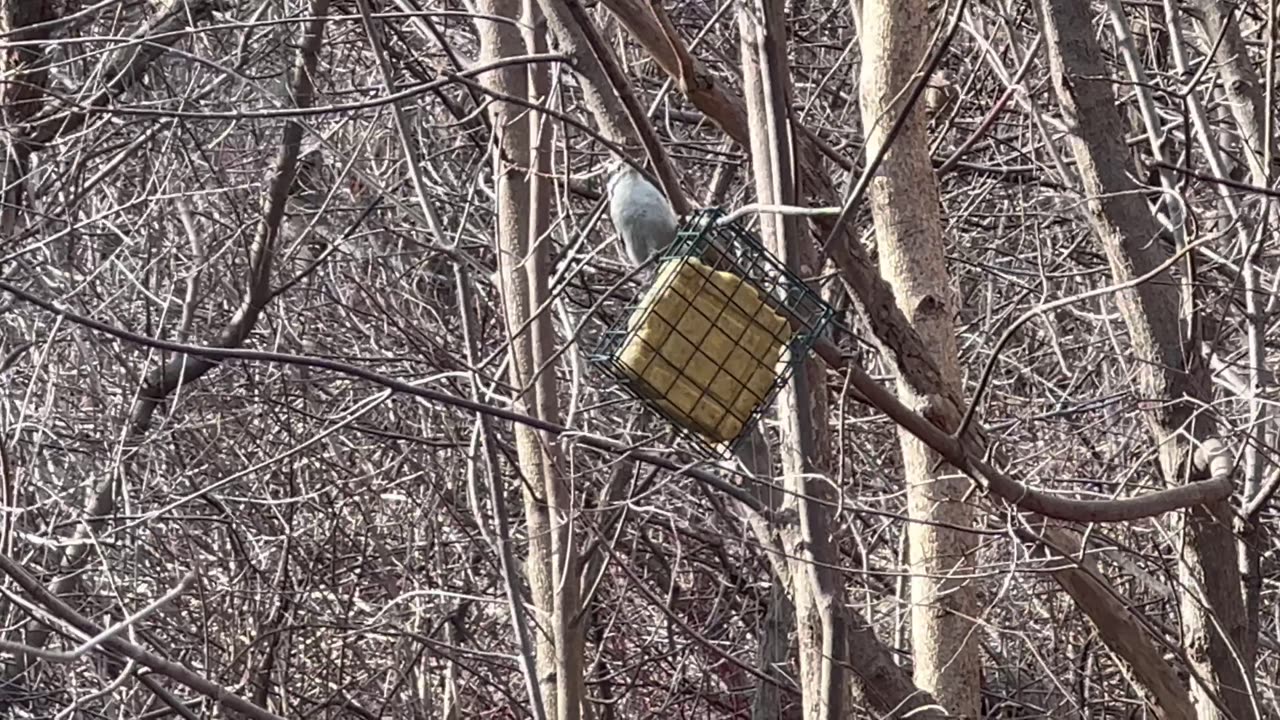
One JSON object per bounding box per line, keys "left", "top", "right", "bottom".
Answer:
{"left": 605, "top": 157, "right": 644, "bottom": 197}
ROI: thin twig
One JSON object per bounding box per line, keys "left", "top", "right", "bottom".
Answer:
{"left": 0, "top": 571, "right": 197, "bottom": 663}
{"left": 0, "top": 280, "right": 1235, "bottom": 523}
{"left": 0, "top": 553, "right": 285, "bottom": 720}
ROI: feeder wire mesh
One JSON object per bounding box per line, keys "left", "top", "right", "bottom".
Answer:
{"left": 589, "top": 207, "right": 835, "bottom": 459}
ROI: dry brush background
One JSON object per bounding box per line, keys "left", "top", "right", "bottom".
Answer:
{"left": 0, "top": 0, "right": 1278, "bottom": 718}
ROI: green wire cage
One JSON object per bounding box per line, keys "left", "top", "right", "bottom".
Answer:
{"left": 588, "top": 207, "right": 836, "bottom": 459}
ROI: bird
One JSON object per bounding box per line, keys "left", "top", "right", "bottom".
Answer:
{"left": 606, "top": 159, "right": 678, "bottom": 270}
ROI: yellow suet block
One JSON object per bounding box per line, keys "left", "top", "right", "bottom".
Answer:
{"left": 616, "top": 257, "right": 793, "bottom": 443}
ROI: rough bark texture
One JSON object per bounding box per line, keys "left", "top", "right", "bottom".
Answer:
{"left": 1037, "top": 1, "right": 1253, "bottom": 718}
{"left": 1186, "top": 0, "right": 1276, "bottom": 672}
{"left": 856, "top": 0, "right": 981, "bottom": 715}
{"left": 750, "top": 575, "right": 797, "bottom": 720}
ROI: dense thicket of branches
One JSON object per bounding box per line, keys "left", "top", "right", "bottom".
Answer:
{"left": 0, "top": 0, "right": 1277, "bottom": 717}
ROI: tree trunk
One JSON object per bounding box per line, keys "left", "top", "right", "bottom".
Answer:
{"left": 1185, "top": 0, "right": 1274, "bottom": 186}
{"left": 534, "top": 0, "right": 634, "bottom": 147}
{"left": 739, "top": 2, "right": 847, "bottom": 716}
{"left": 590, "top": 2, "right": 1214, "bottom": 715}
{"left": 1036, "top": 1, "right": 1253, "bottom": 718}
{"left": 476, "top": 2, "right": 583, "bottom": 718}
{"left": 751, "top": 574, "right": 797, "bottom": 720}
{"left": 525, "top": 4, "right": 586, "bottom": 718}
{"left": 855, "top": 0, "right": 981, "bottom": 715}
{"left": 1184, "top": 0, "right": 1276, "bottom": 671}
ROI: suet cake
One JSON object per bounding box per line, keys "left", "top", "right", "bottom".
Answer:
{"left": 616, "top": 257, "right": 792, "bottom": 444}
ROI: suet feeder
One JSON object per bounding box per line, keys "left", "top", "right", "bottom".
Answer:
{"left": 589, "top": 208, "right": 836, "bottom": 459}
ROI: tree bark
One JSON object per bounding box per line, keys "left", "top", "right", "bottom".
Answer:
{"left": 476, "top": 2, "right": 583, "bottom": 718}
{"left": 525, "top": 4, "right": 585, "bottom": 718}
{"left": 739, "top": 2, "right": 847, "bottom": 716}
{"left": 751, "top": 575, "right": 797, "bottom": 720}
{"left": 593, "top": 1, "right": 1206, "bottom": 713}
{"left": 855, "top": 0, "right": 981, "bottom": 715}
{"left": 1185, "top": 0, "right": 1274, "bottom": 186}
{"left": 1028, "top": 523, "right": 1195, "bottom": 720}
{"left": 534, "top": 0, "right": 635, "bottom": 147}
{"left": 1183, "top": 0, "right": 1276, "bottom": 672}
{"left": 1036, "top": 1, "right": 1254, "bottom": 717}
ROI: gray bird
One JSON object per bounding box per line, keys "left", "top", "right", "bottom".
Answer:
{"left": 606, "top": 160, "right": 677, "bottom": 269}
